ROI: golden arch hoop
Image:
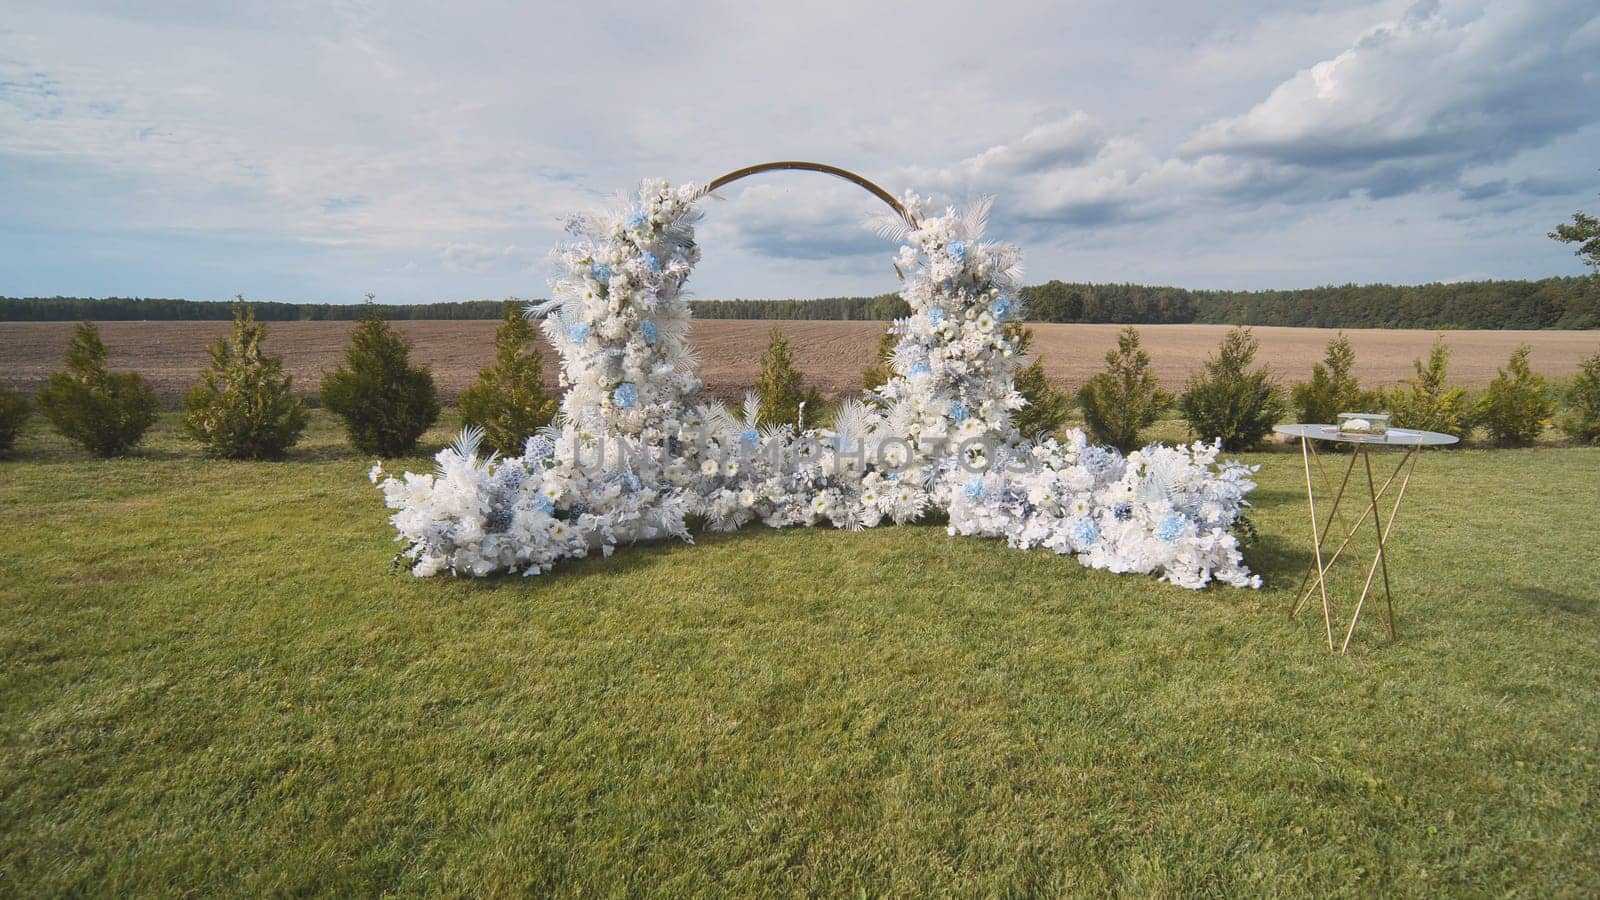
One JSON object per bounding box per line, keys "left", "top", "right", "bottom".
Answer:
{"left": 700, "top": 160, "right": 918, "bottom": 228}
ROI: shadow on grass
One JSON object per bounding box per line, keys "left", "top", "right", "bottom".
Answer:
{"left": 1242, "top": 530, "right": 1305, "bottom": 588}
{"left": 1512, "top": 586, "right": 1595, "bottom": 615}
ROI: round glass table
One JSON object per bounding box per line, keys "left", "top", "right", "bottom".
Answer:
{"left": 1272, "top": 424, "right": 1458, "bottom": 653}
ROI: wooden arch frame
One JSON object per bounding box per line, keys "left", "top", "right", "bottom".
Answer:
{"left": 702, "top": 161, "right": 917, "bottom": 228}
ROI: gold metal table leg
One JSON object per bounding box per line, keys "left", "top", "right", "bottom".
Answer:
{"left": 1289, "top": 440, "right": 1423, "bottom": 654}
{"left": 1290, "top": 445, "right": 1413, "bottom": 622}
{"left": 1291, "top": 440, "right": 1360, "bottom": 621}
{"left": 1339, "top": 448, "right": 1419, "bottom": 654}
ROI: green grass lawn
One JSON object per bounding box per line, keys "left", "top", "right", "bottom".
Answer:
{"left": 2, "top": 413, "right": 1597, "bottom": 896}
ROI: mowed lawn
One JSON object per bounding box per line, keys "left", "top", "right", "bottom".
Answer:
{"left": 2, "top": 413, "right": 1597, "bottom": 896}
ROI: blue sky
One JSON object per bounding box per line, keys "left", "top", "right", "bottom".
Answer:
{"left": 2, "top": 0, "right": 1597, "bottom": 303}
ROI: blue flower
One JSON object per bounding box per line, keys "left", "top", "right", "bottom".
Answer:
{"left": 524, "top": 434, "right": 555, "bottom": 463}
{"left": 991, "top": 295, "right": 1013, "bottom": 320}
{"left": 534, "top": 496, "right": 555, "bottom": 515}
{"left": 964, "top": 478, "right": 985, "bottom": 500}
{"left": 590, "top": 262, "right": 612, "bottom": 283}
{"left": 1071, "top": 517, "right": 1099, "bottom": 545}
{"left": 948, "top": 240, "right": 967, "bottom": 262}
{"left": 568, "top": 322, "right": 590, "bottom": 343}
{"left": 486, "top": 506, "right": 514, "bottom": 533}
{"left": 614, "top": 382, "right": 638, "bottom": 408}
{"left": 909, "top": 361, "right": 932, "bottom": 377}
{"left": 627, "top": 209, "right": 648, "bottom": 229}
{"left": 949, "top": 400, "right": 969, "bottom": 422}
{"left": 1156, "top": 513, "right": 1188, "bottom": 544}
{"left": 927, "top": 306, "right": 945, "bottom": 325}
{"left": 740, "top": 427, "right": 760, "bottom": 449}
{"left": 640, "top": 319, "right": 659, "bottom": 343}
{"left": 622, "top": 471, "right": 642, "bottom": 492}
{"left": 641, "top": 251, "right": 663, "bottom": 273}
{"left": 1080, "top": 445, "right": 1121, "bottom": 477}
{"left": 1113, "top": 503, "right": 1133, "bottom": 521}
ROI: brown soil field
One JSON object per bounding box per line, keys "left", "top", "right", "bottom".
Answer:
{"left": 2, "top": 319, "right": 1596, "bottom": 408}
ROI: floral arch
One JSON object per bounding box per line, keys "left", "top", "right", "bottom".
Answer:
{"left": 374, "top": 163, "right": 1261, "bottom": 589}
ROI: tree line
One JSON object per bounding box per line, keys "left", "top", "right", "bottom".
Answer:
{"left": 3, "top": 276, "right": 1597, "bottom": 329}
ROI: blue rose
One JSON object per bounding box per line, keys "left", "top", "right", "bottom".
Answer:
{"left": 590, "top": 262, "right": 612, "bottom": 283}
{"left": 641, "top": 251, "right": 663, "bottom": 273}
{"left": 964, "top": 478, "right": 984, "bottom": 500}
{"left": 568, "top": 322, "right": 590, "bottom": 343}
{"left": 640, "top": 319, "right": 659, "bottom": 343}
{"left": 627, "top": 209, "right": 648, "bottom": 229}
{"left": 909, "top": 361, "right": 932, "bottom": 377}
{"left": 948, "top": 240, "right": 967, "bottom": 262}
{"left": 991, "top": 295, "right": 1013, "bottom": 320}
{"left": 927, "top": 306, "right": 945, "bottom": 325}
{"left": 534, "top": 496, "right": 555, "bottom": 515}
{"left": 1156, "top": 513, "right": 1188, "bottom": 544}
{"left": 949, "top": 400, "right": 969, "bottom": 423}
{"left": 740, "top": 427, "right": 760, "bottom": 449}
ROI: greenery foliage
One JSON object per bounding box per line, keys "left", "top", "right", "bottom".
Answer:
{"left": 182, "top": 299, "right": 308, "bottom": 459}
{"left": 1477, "top": 345, "right": 1556, "bottom": 447}
{"left": 860, "top": 329, "right": 898, "bottom": 393}
{"left": 9, "top": 275, "right": 1598, "bottom": 329}
{"left": 1558, "top": 350, "right": 1600, "bottom": 445}
{"left": 1290, "top": 332, "right": 1372, "bottom": 425}
{"left": 0, "top": 381, "right": 28, "bottom": 457}
{"left": 1178, "top": 327, "right": 1286, "bottom": 451}
{"left": 1384, "top": 337, "right": 1473, "bottom": 437}
{"left": 457, "top": 302, "right": 558, "bottom": 456}
{"left": 755, "top": 328, "right": 824, "bottom": 429}
{"left": 35, "top": 321, "right": 158, "bottom": 457}
{"left": 1549, "top": 208, "right": 1600, "bottom": 274}
{"left": 1078, "top": 326, "right": 1171, "bottom": 451}
{"left": 320, "top": 300, "right": 441, "bottom": 456}
{"left": 1008, "top": 327, "right": 1072, "bottom": 439}
{"left": 692, "top": 294, "right": 911, "bottom": 321}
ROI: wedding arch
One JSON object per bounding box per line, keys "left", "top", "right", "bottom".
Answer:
{"left": 372, "top": 163, "right": 1261, "bottom": 588}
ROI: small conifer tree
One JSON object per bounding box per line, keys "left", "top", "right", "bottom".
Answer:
{"left": 1009, "top": 327, "right": 1072, "bottom": 439}
{"left": 1478, "top": 344, "right": 1555, "bottom": 447}
{"left": 1178, "top": 327, "right": 1285, "bottom": 451}
{"left": 0, "top": 380, "right": 29, "bottom": 457}
{"left": 320, "top": 296, "right": 441, "bottom": 456}
{"left": 1385, "top": 337, "right": 1471, "bottom": 437}
{"left": 861, "top": 329, "right": 898, "bottom": 392}
{"left": 1291, "top": 332, "right": 1371, "bottom": 424}
{"left": 1078, "top": 326, "right": 1171, "bottom": 451}
{"left": 36, "top": 321, "right": 159, "bottom": 457}
{"left": 458, "top": 301, "right": 558, "bottom": 456}
{"left": 756, "top": 328, "right": 823, "bottom": 429}
{"left": 1558, "top": 350, "right": 1600, "bottom": 445}
{"left": 183, "top": 298, "right": 308, "bottom": 459}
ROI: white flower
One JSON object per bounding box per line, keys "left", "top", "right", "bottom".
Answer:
{"left": 375, "top": 187, "right": 1260, "bottom": 591}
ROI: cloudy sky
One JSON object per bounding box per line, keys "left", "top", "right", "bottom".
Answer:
{"left": 2, "top": 0, "right": 1597, "bottom": 303}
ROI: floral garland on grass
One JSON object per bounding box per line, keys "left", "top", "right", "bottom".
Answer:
{"left": 374, "top": 180, "right": 1261, "bottom": 588}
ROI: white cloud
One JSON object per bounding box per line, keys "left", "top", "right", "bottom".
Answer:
{"left": 1, "top": 0, "right": 1598, "bottom": 301}
{"left": 439, "top": 242, "right": 536, "bottom": 274}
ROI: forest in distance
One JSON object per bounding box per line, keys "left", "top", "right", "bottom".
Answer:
{"left": 3, "top": 275, "right": 1597, "bottom": 329}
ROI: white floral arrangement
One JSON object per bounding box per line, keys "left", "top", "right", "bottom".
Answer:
{"left": 373, "top": 180, "right": 1261, "bottom": 588}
